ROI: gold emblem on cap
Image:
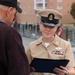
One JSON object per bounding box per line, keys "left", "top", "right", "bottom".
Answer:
{"left": 56, "top": 42, "right": 59, "bottom": 45}
{"left": 49, "top": 15, "right": 53, "bottom": 20}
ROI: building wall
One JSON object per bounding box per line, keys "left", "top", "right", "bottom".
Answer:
{"left": 46, "top": 0, "right": 75, "bottom": 23}
{"left": 17, "top": 0, "right": 37, "bottom": 24}
{"left": 15, "top": 0, "right": 75, "bottom": 47}
{"left": 17, "top": 0, "right": 75, "bottom": 24}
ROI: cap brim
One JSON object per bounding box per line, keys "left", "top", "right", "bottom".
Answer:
{"left": 16, "top": 6, "right": 22, "bottom": 13}
{"left": 41, "top": 22, "right": 56, "bottom": 27}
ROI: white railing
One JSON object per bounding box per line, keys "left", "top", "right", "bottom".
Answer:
{"left": 35, "top": 6, "right": 43, "bottom": 10}
{"left": 36, "top": 0, "right": 43, "bottom": 3}
{"left": 34, "top": 0, "right": 47, "bottom": 10}
{"left": 35, "top": 0, "right": 47, "bottom": 3}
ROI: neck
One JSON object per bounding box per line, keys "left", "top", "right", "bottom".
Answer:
{"left": 42, "top": 35, "right": 55, "bottom": 43}
{"left": 0, "top": 17, "right": 10, "bottom": 26}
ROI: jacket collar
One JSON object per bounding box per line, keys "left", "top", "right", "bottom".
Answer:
{"left": 36, "top": 34, "right": 61, "bottom": 46}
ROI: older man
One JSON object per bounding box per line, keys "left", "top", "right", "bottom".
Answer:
{"left": 0, "top": 0, "right": 30, "bottom": 75}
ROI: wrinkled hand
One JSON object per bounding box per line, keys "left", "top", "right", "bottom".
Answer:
{"left": 30, "top": 67, "right": 35, "bottom": 73}
{"left": 53, "top": 66, "right": 68, "bottom": 75}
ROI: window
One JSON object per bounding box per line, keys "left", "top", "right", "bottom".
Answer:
{"left": 29, "top": 4, "right": 33, "bottom": 8}
{"left": 68, "top": 4, "right": 70, "bottom": 7}
{"left": 50, "top": 0, "right": 53, "bottom": 1}
{"left": 20, "top": 5, "right": 22, "bottom": 8}
{"left": 50, "top": 4, "right": 53, "bottom": 8}
{"left": 23, "top": 11, "right": 26, "bottom": 14}
{"left": 57, "top": 5, "right": 62, "bottom": 10}
{"left": 24, "top": 4, "right": 26, "bottom": 7}
{"left": 29, "top": 11, "right": 32, "bottom": 14}
{"left": 67, "top": 11, "right": 70, "bottom": 14}
{"left": 57, "top": 0, "right": 62, "bottom": 2}
{"left": 73, "top": 51, "right": 75, "bottom": 59}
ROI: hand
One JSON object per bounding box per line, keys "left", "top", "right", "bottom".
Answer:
{"left": 30, "top": 67, "right": 35, "bottom": 73}
{"left": 53, "top": 66, "right": 68, "bottom": 75}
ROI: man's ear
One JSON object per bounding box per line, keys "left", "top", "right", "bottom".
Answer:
{"left": 5, "top": 7, "right": 12, "bottom": 17}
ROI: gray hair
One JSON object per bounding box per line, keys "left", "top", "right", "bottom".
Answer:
{"left": 0, "top": 4, "right": 9, "bottom": 12}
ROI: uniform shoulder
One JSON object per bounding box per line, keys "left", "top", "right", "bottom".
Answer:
{"left": 60, "top": 38, "right": 69, "bottom": 43}
{"left": 29, "top": 37, "right": 42, "bottom": 46}
{"left": 56, "top": 35, "right": 70, "bottom": 44}
{"left": 60, "top": 38, "right": 71, "bottom": 46}
{"left": 29, "top": 39, "right": 39, "bottom": 45}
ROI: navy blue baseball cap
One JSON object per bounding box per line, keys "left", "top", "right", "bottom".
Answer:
{"left": 38, "top": 9, "right": 63, "bottom": 27}
{"left": 0, "top": 0, "right": 22, "bottom": 13}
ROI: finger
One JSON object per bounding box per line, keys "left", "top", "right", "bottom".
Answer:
{"left": 60, "top": 66, "right": 68, "bottom": 73}
{"left": 60, "top": 66, "right": 67, "bottom": 70}
{"left": 54, "top": 67, "right": 67, "bottom": 74}
{"left": 53, "top": 68, "right": 64, "bottom": 75}
{"left": 30, "top": 67, "right": 35, "bottom": 73}
{"left": 54, "top": 68, "right": 63, "bottom": 74}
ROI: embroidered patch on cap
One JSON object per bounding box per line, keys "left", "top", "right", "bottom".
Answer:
{"left": 48, "top": 13, "right": 54, "bottom": 21}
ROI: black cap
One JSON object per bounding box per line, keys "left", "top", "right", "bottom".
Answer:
{"left": 0, "top": 0, "right": 22, "bottom": 13}
{"left": 38, "top": 9, "right": 63, "bottom": 27}
{"left": 41, "top": 13, "right": 59, "bottom": 27}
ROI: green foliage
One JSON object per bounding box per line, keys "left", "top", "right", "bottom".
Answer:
{"left": 70, "top": 2, "right": 75, "bottom": 19}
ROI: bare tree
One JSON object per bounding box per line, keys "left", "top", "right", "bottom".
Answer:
{"left": 70, "top": 2, "right": 75, "bottom": 19}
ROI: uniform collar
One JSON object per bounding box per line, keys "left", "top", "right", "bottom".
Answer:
{"left": 36, "top": 37, "right": 43, "bottom": 45}
{"left": 52, "top": 34, "right": 61, "bottom": 46}
{"left": 36, "top": 34, "right": 61, "bottom": 46}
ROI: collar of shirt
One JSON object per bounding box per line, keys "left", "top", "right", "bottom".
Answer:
{"left": 52, "top": 34, "right": 61, "bottom": 46}
{"left": 0, "top": 19, "right": 4, "bottom": 22}
{"left": 0, "top": 19, "right": 7, "bottom": 25}
{"left": 44, "top": 42, "right": 50, "bottom": 47}
{"left": 35, "top": 37, "right": 42, "bottom": 45}
{"left": 36, "top": 34, "right": 61, "bottom": 47}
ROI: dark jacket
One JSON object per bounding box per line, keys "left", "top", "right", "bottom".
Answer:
{"left": 0, "top": 22, "right": 30, "bottom": 75}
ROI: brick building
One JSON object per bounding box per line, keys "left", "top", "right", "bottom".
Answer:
{"left": 14, "top": 0, "right": 75, "bottom": 46}
{"left": 17, "top": 0, "right": 75, "bottom": 24}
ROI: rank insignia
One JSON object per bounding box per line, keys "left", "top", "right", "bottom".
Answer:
{"left": 48, "top": 13, "right": 55, "bottom": 21}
